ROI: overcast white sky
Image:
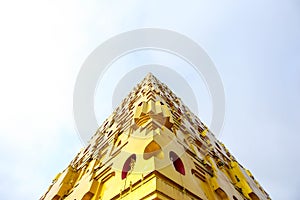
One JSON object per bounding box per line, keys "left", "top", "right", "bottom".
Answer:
{"left": 0, "top": 1, "right": 299, "bottom": 199}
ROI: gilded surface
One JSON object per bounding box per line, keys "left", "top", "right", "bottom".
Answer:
{"left": 41, "top": 74, "right": 270, "bottom": 200}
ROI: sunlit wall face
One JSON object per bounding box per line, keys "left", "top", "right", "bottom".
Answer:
{"left": 0, "top": 1, "right": 299, "bottom": 200}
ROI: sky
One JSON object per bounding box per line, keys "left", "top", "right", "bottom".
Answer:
{"left": 0, "top": 0, "right": 299, "bottom": 199}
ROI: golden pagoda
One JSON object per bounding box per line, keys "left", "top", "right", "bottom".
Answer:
{"left": 41, "top": 73, "right": 270, "bottom": 200}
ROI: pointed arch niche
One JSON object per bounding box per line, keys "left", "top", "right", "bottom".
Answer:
{"left": 121, "top": 154, "right": 136, "bottom": 180}
{"left": 169, "top": 151, "right": 185, "bottom": 175}
{"left": 143, "top": 141, "right": 164, "bottom": 160}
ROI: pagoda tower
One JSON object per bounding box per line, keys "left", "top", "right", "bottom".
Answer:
{"left": 41, "top": 73, "right": 270, "bottom": 200}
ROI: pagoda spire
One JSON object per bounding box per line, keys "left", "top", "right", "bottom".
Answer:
{"left": 41, "top": 73, "right": 270, "bottom": 200}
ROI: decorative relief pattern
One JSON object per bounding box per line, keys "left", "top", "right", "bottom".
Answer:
{"left": 40, "top": 73, "right": 270, "bottom": 200}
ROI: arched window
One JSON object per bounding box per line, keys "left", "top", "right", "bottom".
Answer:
{"left": 121, "top": 154, "right": 136, "bottom": 180}
{"left": 169, "top": 151, "right": 185, "bottom": 175}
